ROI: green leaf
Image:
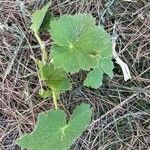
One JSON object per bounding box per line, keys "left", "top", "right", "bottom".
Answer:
{"left": 31, "top": 2, "right": 51, "bottom": 32}
{"left": 16, "top": 103, "right": 92, "bottom": 150}
{"left": 51, "top": 44, "right": 99, "bottom": 73}
{"left": 50, "top": 14, "right": 110, "bottom": 73}
{"left": 39, "top": 88, "right": 52, "bottom": 99}
{"left": 41, "top": 63, "right": 71, "bottom": 94}
{"left": 101, "top": 57, "right": 114, "bottom": 78}
{"left": 84, "top": 57, "right": 114, "bottom": 88}
{"left": 84, "top": 67, "right": 103, "bottom": 89}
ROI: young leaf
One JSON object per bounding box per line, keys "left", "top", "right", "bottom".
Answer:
{"left": 50, "top": 14, "right": 108, "bottom": 73}
{"left": 41, "top": 63, "right": 71, "bottom": 94}
{"left": 84, "top": 58, "right": 114, "bottom": 89}
{"left": 16, "top": 103, "right": 92, "bottom": 150}
{"left": 84, "top": 67, "right": 104, "bottom": 89}
{"left": 39, "top": 88, "right": 52, "bottom": 99}
{"left": 31, "top": 2, "right": 51, "bottom": 32}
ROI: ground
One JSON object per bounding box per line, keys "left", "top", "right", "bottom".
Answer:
{"left": 0, "top": 0, "right": 150, "bottom": 150}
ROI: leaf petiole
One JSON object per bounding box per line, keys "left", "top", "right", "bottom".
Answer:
{"left": 52, "top": 90, "right": 58, "bottom": 110}
{"left": 34, "top": 32, "right": 47, "bottom": 63}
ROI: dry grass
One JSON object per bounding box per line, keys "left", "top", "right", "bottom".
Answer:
{"left": 0, "top": 0, "right": 150, "bottom": 150}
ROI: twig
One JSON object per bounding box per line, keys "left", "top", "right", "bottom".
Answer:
{"left": 88, "top": 93, "right": 138, "bottom": 129}
{"left": 2, "top": 40, "right": 23, "bottom": 83}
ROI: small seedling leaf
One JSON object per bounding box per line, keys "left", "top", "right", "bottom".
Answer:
{"left": 41, "top": 63, "right": 71, "bottom": 94}
{"left": 84, "top": 57, "right": 114, "bottom": 88}
{"left": 31, "top": 2, "right": 51, "bottom": 32}
{"left": 16, "top": 103, "right": 92, "bottom": 150}
{"left": 84, "top": 67, "right": 103, "bottom": 89}
{"left": 39, "top": 88, "right": 52, "bottom": 98}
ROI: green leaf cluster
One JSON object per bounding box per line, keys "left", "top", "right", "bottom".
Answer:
{"left": 30, "top": 3, "right": 114, "bottom": 89}
{"left": 50, "top": 14, "right": 113, "bottom": 88}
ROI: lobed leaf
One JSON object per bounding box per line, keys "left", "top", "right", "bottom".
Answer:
{"left": 16, "top": 103, "right": 92, "bottom": 150}
{"left": 49, "top": 13, "right": 113, "bottom": 88}
{"left": 50, "top": 14, "right": 112, "bottom": 73}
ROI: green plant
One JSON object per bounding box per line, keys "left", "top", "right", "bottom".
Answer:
{"left": 17, "top": 104, "right": 92, "bottom": 150}
{"left": 16, "top": 2, "right": 113, "bottom": 150}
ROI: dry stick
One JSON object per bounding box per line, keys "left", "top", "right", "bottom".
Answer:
{"left": 100, "top": 0, "right": 115, "bottom": 24}
{"left": 89, "top": 85, "right": 150, "bottom": 129}
{"left": 88, "top": 93, "right": 139, "bottom": 129}
{"left": 2, "top": 40, "right": 23, "bottom": 83}
{"left": 112, "top": 22, "right": 131, "bottom": 81}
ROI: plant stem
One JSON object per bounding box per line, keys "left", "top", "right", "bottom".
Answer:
{"left": 34, "top": 32, "right": 47, "bottom": 63}
{"left": 52, "top": 91, "right": 58, "bottom": 109}
{"left": 34, "top": 32, "right": 58, "bottom": 109}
